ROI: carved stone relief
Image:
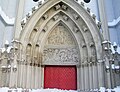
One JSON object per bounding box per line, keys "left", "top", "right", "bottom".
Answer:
{"left": 44, "top": 25, "right": 79, "bottom": 65}
{"left": 43, "top": 48, "right": 79, "bottom": 65}
{"left": 46, "top": 25, "right": 75, "bottom": 45}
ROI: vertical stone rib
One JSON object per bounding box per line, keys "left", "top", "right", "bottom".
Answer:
{"left": 98, "top": 0, "right": 110, "bottom": 41}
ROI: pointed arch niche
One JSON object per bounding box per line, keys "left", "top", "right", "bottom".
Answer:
{"left": 16, "top": 0, "right": 104, "bottom": 90}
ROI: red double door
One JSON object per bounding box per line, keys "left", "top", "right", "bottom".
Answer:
{"left": 44, "top": 66, "right": 77, "bottom": 90}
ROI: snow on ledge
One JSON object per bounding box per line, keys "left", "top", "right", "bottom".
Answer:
{"left": 0, "top": 87, "right": 120, "bottom": 92}
{"left": 0, "top": 6, "right": 15, "bottom": 26}
{"left": 108, "top": 16, "right": 120, "bottom": 27}
{"left": 111, "top": 42, "right": 120, "bottom": 54}
{"left": 0, "top": 88, "right": 77, "bottom": 92}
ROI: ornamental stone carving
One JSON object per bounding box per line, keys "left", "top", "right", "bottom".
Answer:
{"left": 42, "top": 14, "right": 48, "bottom": 20}
{"left": 63, "top": 15, "right": 69, "bottom": 21}
{"left": 43, "top": 25, "right": 79, "bottom": 65}
{"left": 54, "top": 4, "right": 61, "bottom": 10}
{"left": 46, "top": 25, "right": 75, "bottom": 45}
{"left": 53, "top": 15, "right": 59, "bottom": 21}
{"left": 73, "top": 14, "right": 79, "bottom": 20}
{"left": 62, "top": 5, "right": 68, "bottom": 11}
{"left": 43, "top": 48, "right": 79, "bottom": 65}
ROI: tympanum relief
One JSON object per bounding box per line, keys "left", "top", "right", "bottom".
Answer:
{"left": 43, "top": 25, "right": 79, "bottom": 65}
{"left": 46, "top": 25, "right": 75, "bottom": 45}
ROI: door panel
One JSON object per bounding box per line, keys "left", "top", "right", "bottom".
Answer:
{"left": 44, "top": 66, "right": 77, "bottom": 90}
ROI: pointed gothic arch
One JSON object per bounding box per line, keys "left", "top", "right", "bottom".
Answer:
{"left": 15, "top": 0, "right": 104, "bottom": 90}
{"left": 20, "top": 0, "right": 103, "bottom": 60}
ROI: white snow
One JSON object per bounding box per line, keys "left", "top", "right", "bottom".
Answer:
{"left": 111, "top": 42, "right": 120, "bottom": 54}
{"left": 0, "top": 6, "right": 15, "bottom": 25}
{"left": 0, "top": 88, "right": 77, "bottom": 92}
{"left": 0, "top": 87, "right": 120, "bottom": 92}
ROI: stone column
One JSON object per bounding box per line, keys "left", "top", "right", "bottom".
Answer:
{"left": 77, "top": 65, "right": 80, "bottom": 89}
{"left": 92, "top": 63, "right": 99, "bottom": 89}
{"left": 22, "top": 62, "right": 26, "bottom": 88}
{"left": 81, "top": 65, "right": 85, "bottom": 91}
{"left": 31, "top": 64, "right": 35, "bottom": 88}
{"left": 97, "top": 60, "right": 105, "bottom": 87}
{"left": 41, "top": 65, "right": 44, "bottom": 88}
{"left": 34, "top": 65, "right": 39, "bottom": 89}
{"left": 89, "top": 63, "right": 93, "bottom": 90}
{"left": 98, "top": 0, "right": 110, "bottom": 41}
{"left": 84, "top": 64, "right": 89, "bottom": 90}
{"left": 26, "top": 64, "right": 31, "bottom": 88}
{"left": 38, "top": 66, "right": 42, "bottom": 88}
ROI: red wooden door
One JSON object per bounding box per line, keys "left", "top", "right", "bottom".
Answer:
{"left": 44, "top": 66, "right": 77, "bottom": 90}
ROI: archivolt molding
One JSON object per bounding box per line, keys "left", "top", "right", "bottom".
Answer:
{"left": 35, "top": 18, "right": 89, "bottom": 64}
{"left": 38, "top": 19, "right": 83, "bottom": 65}
{"left": 19, "top": 0, "right": 103, "bottom": 64}
{"left": 20, "top": 0, "right": 101, "bottom": 41}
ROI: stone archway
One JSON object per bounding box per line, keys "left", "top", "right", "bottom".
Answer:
{"left": 12, "top": 0, "right": 104, "bottom": 90}
{"left": 42, "top": 23, "right": 79, "bottom": 90}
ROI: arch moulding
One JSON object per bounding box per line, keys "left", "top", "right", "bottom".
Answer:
{"left": 12, "top": 0, "right": 105, "bottom": 90}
